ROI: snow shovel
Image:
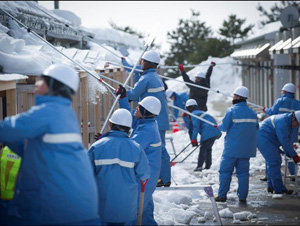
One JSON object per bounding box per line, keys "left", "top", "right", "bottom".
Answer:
{"left": 170, "top": 143, "right": 191, "bottom": 166}
{"left": 138, "top": 179, "right": 148, "bottom": 226}
{"left": 178, "top": 145, "right": 199, "bottom": 163}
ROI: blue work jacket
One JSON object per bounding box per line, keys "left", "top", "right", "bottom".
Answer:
{"left": 88, "top": 130, "right": 149, "bottom": 223}
{"left": 126, "top": 68, "right": 169, "bottom": 131}
{"left": 190, "top": 109, "right": 221, "bottom": 142}
{"left": 257, "top": 113, "right": 298, "bottom": 158}
{"left": 119, "top": 97, "right": 162, "bottom": 170}
{"left": 0, "top": 95, "right": 99, "bottom": 225}
{"left": 172, "top": 92, "right": 189, "bottom": 120}
{"left": 218, "top": 102, "right": 258, "bottom": 158}
{"left": 265, "top": 93, "right": 300, "bottom": 115}
{"left": 264, "top": 93, "right": 300, "bottom": 142}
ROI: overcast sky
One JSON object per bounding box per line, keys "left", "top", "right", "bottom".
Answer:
{"left": 39, "top": 1, "right": 278, "bottom": 52}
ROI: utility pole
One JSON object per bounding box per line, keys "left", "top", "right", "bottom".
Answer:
{"left": 54, "top": 1, "right": 59, "bottom": 9}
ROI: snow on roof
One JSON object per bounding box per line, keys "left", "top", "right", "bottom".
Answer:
{"left": 237, "top": 21, "right": 282, "bottom": 46}
{"left": 0, "top": 73, "right": 28, "bottom": 81}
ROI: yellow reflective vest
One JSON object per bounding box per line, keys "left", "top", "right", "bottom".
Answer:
{"left": 0, "top": 146, "right": 21, "bottom": 200}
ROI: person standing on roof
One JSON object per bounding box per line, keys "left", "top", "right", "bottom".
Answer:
{"left": 178, "top": 61, "right": 216, "bottom": 111}
{"left": 166, "top": 89, "right": 190, "bottom": 129}
{"left": 215, "top": 86, "right": 258, "bottom": 203}
{"left": 116, "top": 85, "right": 162, "bottom": 225}
{"left": 185, "top": 99, "right": 221, "bottom": 172}
{"left": 88, "top": 108, "right": 150, "bottom": 225}
{"left": 0, "top": 64, "right": 100, "bottom": 225}
{"left": 261, "top": 83, "right": 300, "bottom": 182}
{"left": 257, "top": 111, "right": 300, "bottom": 195}
{"left": 123, "top": 50, "right": 171, "bottom": 187}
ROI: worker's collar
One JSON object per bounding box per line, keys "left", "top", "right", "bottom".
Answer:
{"left": 142, "top": 68, "right": 156, "bottom": 75}
{"left": 232, "top": 99, "right": 246, "bottom": 105}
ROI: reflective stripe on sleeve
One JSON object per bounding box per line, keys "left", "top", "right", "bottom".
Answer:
{"left": 147, "top": 86, "right": 165, "bottom": 93}
{"left": 279, "top": 108, "right": 294, "bottom": 113}
{"left": 232, "top": 119, "right": 257, "bottom": 123}
{"left": 270, "top": 115, "right": 275, "bottom": 128}
{"left": 150, "top": 142, "right": 162, "bottom": 147}
{"left": 94, "top": 158, "right": 135, "bottom": 168}
{"left": 42, "top": 133, "right": 82, "bottom": 144}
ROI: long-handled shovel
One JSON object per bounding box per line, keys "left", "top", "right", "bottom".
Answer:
{"left": 170, "top": 143, "right": 191, "bottom": 164}
{"left": 138, "top": 179, "right": 148, "bottom": 226}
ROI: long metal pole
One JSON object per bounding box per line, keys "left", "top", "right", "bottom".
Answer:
{"left": 112, "top": 61, "right": 264, "bottom": 110}
{"left": 169, "top": 104, "right": 217, "bottom": 127}
{"left": 99, "top": 24, "right": 159, "bottom": 134}
{"left": 0, "top": 8, "right": 116, "bottom": 94}
{"left": 84, "top": 36, "right": 123, "bottom": 59}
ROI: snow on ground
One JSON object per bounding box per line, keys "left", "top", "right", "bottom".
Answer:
{"left": 0, "top": 2, "right": 294, "bottom": 225}
{"left": 156, "top": 56, "right": 267, "bottom": 225}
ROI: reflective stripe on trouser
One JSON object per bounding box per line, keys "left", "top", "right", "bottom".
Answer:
{"left": 218, "top": 156, "right": 250, "bottom": 200}
{"left": 0, "top": 147, "right": 21, "bottom": 200}
{"left": 159, "top": 130, "right": 171, "bottom": 183}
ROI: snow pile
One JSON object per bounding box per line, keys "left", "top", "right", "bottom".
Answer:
{"left": 51, "top": 9, "right": 81, "bottom": 26}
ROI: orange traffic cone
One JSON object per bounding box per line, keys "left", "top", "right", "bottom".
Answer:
{"left": 172, "top": 123, "right": 179, "bottom": 133}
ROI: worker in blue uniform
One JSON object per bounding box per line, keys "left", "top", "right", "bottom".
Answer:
{"left": 261, "top": 83, "right": 300, "bottom": 182}
{"left": 185, "top": 99, "right": 221, "bottom": 172}
{"left": 215, "top": 86, "right": 259, "bottom": 203}
{"left": 257, "top": 111, "right": 300, "bottom": 194}
{"left": 0, "top": 64, "right": 100, "bottom": 225}
{"left": 116, "top": 85, "right": 162, "bottom": 225}
{"left": 166, "top": 89, "right": 190, "bottom": 129}
{"left": 125, "top": 50, "right": 171, "bottom": 187}
{"left": 88, "top": 108, "right": 150, "bottom": 225}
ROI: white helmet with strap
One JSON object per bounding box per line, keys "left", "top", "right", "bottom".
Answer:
{"left": 185, "top": 99, "right": 197, "bottom": 107}
{"left": 139, "top": 96, "right": 161, "bottom": 115}
{"left": 166, "top": 89, "right": 174, "bottom": 98}
{"left": 233, "top": 86, "right": 249, "bottom": 99}
{"left": 142, "top": 50, "right": 160, "bottom": 64}
{"left": 295, "top": 111, "right": 300, "bottom": 123}
{"left": 43, "top": 63, "right": 79, "bottom": 93}
{"left": 109, "top": 109, "right": 132, "bottom": 128}
{"left": 282, "top": 83, "right": 296, "bottom": 94}
{"left": 195, "top": 72, "right": 205, "bottom": 78}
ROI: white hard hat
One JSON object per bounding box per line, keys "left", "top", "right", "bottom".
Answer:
{"left": 196, "top": 72, "right": 205, "bottom": 79}
{"left": 43, "top": 64, "right": 79, "bottom": 93}
{"left": 185, "top": 99, "right": 197, "bottom": 107}
{"left": 282, "top": 83, "right": 296, "bottom": 94}
{"left": 166, "top": 89, "right": 174, "bottom": 98}
{"left": 109, "top": 109, "right": 132, "bottom": 128}
{"left": 142, "top": 50, "right": 160, "bottom": 64}
{"left": 139, "top": 96, "right": 161, "bottom": 115}
{"left": 233, "top": 86, "right": 249, "bottom": 98}
{"left": 295, "top": 111, "right": 300, "bottom": 123}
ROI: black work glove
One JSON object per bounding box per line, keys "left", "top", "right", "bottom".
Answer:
{"left": 94, "top": 133, "right": 103, "bottom": 141}
{"left": 115, "top": 85, "right": 127, "bottom": 98}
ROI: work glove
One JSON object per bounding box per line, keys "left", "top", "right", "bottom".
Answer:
{"left": 191, "top": 139, "right": 198, "bottom": 147}
{"left": 262, "top": 107, "right": 266, "bottom": 113}
{"left": 183, "top": 112, "right": 188, "bottom": 117}
{"left": 210, "top": 61, "right": 216, "bottom": 67}
{"left": 94, "top": 133, "right": 103, "bottom": 141}
{"left": 121, "top": 57, "right": 126, "bottom": 61}
{"left": 178, "top": 64, "right": 185, "bottom": 72}
{"left": 293, "top": 144, "right": 298, "bottom": 150}
{"left": 104, "top": 62, "right": 110, "bottom": 68}
{"left": 115, "top": 85, "right": 127, "bottom": 98}
{"left": 293, "top": 155, "right": 300, "bottom": 164}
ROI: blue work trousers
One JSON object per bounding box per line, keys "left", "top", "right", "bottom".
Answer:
{"left": 218, "top": 156, "right": 250, "bottom": 200}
